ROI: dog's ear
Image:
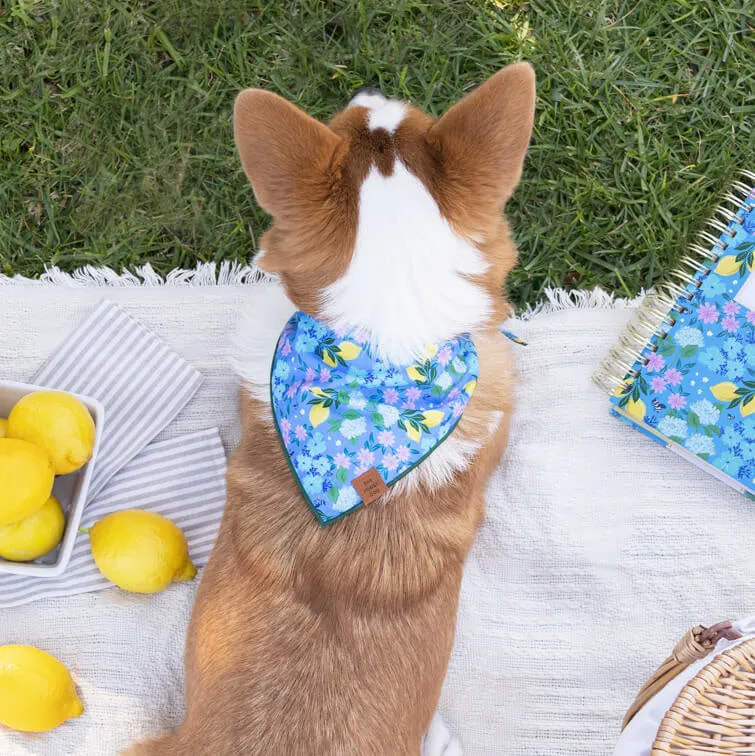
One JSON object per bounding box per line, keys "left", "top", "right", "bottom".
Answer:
{"left": 428, "top": 62, "right": 535, "bottom": 206}
{"left": 234, "top": 89, "right": 343, "bottom": 217}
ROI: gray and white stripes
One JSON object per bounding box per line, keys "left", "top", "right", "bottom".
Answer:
{"left": 32, "top": 300, "right": 204, "bottom": 498}
{"left": 0, "top": 301, "right": 226, "bottom": 608}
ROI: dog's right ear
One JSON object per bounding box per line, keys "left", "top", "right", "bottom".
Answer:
{"left": 234, "top": 90, "right": 343, "bottom": 218}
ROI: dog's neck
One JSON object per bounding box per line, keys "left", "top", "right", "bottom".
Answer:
{"left": 321, "top": 161, "right": 493, "bottom": 365}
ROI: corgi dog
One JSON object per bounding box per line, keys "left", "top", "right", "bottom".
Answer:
{"left": 129, "top": 62, "right": 535, "bottom": 755}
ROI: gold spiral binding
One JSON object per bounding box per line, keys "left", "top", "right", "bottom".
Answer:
{"left": 593, "top": 174, "right": 754, "bottom": 395}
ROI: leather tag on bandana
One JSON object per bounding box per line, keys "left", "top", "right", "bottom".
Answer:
{"left": 352, "top": 468, "right": 388, "bottom": 506}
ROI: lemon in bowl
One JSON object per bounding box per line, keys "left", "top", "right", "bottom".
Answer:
{"left": 0, "top": 438, "right": 55, "bottom": 527}
{"left": 0, "top": 495, "right": 65, "bottom": 562}
{"left": 0, "top": 644, "right": 83, "bottom": 732}
{"left": 88, "top": 510, "right": 197, "bottom": 593}
{"left": 7, "top": 390, "right": 95, "bottom": 475}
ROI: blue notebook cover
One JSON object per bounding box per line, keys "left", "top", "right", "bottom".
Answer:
{"left": 597, "top": 175, "right": 755, "bottom": 496}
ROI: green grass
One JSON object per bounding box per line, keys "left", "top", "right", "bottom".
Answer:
{"left": 0, "top": 0, "right": 752, "bottom": 306}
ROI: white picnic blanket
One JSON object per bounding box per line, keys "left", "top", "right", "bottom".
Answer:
{"left": 0, "top": 270, "right": 752, "bottom": 755}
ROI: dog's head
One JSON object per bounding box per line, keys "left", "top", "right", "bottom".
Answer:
{"left": 234, "top": 63, "right": 535, "bottom": 362}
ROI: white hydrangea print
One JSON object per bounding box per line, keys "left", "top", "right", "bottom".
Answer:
{"left": 674, "top": 326, "right": 704, "bottom": 348}
{"left": 657, "top": 416, "right": 689, "bottom": 439}
{"left": 689, "top": 399, "right": 720, "bottom": 426}
{"left": 333, "top": 485, "right": 359, "bottom": 512}
{"left": 339, "top": 418, "right": 367, "bottom": 440}
{"left": 377, "top": 404, "right": 400, "bottom": 427}
{"left": 684, "top": 434, "right": 716, "bottom": 456}
{"left": 348, "top": 392, "right": 367, "bottom": 410}
{"left": 436, "top": 372, "right": 452, "bottom": 390}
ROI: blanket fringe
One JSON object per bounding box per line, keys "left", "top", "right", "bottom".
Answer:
{"left": 0, "top": 264, "right": 644, "bottom": 319}
{"left": 517, "top": 287, "right": 645, "bottom": 320}
{"left": 0, "top": 261, "right": 275, "bottom": 288}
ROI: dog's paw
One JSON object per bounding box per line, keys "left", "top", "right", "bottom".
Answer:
{"left": 422, "top": 712, "right": 463, "bottom": 756}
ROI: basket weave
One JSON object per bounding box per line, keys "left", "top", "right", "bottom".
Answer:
{"left": 651, "top": 637, "right": 755, "bottom": 754}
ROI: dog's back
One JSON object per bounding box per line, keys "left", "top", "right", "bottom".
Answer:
{"left": 128, "top": 62, "right": 535, "bottom": 755}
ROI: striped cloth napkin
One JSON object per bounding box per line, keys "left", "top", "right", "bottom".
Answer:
{"left": 0, "top": 301, "right": 227, "bottom": 608}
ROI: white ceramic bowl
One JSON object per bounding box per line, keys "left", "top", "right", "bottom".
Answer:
{"left": 0, "top": 380, "right": 103, "bottom": 577}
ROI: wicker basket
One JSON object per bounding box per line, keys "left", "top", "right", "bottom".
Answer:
{"left": 623, "top": 624, "right": 755, "bottom": 754}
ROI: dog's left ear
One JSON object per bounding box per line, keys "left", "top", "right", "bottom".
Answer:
{"left": 428, "top": 62, "right": 536, "bottom": 207}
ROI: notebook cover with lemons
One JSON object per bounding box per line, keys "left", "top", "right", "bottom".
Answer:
{"left": 594, "top": 173, "right": 755, "bottom": 497}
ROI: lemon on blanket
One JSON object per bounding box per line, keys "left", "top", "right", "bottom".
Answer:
{"left": 0, "top": 418, "right": 7, "bottom": 438}
{"left": 8, "top": 390, "right": 95, "bottom": 475}
{"left": 0, "top": 495, "right": 65, "bottom": 562}
{"left": 88, "top": 510, "right": 197, "bottom": 593}
{"left": 0, "top": 645, "right": 83, "bottom": 732}
{"left": 0, "top": 438, "right": 55, "bottom": 527}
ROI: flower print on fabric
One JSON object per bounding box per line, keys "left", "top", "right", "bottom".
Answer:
{"left": 271, "top": 311, "right": 479, "bottom": 524}
{"left": 612, "top": 191, "right": 755, "bottom": 489}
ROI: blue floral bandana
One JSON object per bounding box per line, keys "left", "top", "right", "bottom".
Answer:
{"left": 271, "top": 312, "right": 479, "bottom": 525}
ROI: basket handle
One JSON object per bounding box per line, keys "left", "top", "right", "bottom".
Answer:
{"left": 621, "top": 621, "right": 742, "bottom": 730}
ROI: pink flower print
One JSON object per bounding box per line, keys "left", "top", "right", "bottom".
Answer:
{"left": 285, "top": 380, "right": 301, "bottom": 399}
{"left": 452, "top": 401, "right": 465, "bottom": 418}
{"left": 747, "top": 311, "right": 755, "bottom": 325}
{"left": 334, "top": 452, "right": 351, "bottom": 469}
{"left": 406, "top": 386, "right": 421, "bottom": 402}
{"left": 280, "top": 418, "right": 292, "bottom": 433}
{"left": 282, "top": 430, "right": 291, "bottom": 444}
{"left": 356, "top": 448, "right": 375, "bottom": 468}
{"left": 295, "top": 425, "right": 308, "bottom": 441}
{"left": 403, "top": 401, "right": 416, "bottom": 410}
{"left": 382, "top": 452, "right": 399, "bottom": 472}
{"left": 436, "top": 346, "right": 453, "bottom": 366}
{"left": 448, "top": 387, "right": 460, "bottom": 400}
{"left": 396, "top": 445, "right": 411, "bottom": 463}
{"left": 319, "top": 368, "right": 331, "bottom": 382}
{"left": 281, "top": 340, "right": 292, "bottom": 357}
{"left": 377, "top": 430, "right": 395, "bottom": 447}
{"left": 382, "top": 387, "right": 400, "bottom": 404}
{"left": 723, "top": 301, "right": 740, "bottom": 316}
{"left": 668, "top": 393, "right": 687, "bottom": 410}
{"left": 305, "top": 367, "right": 317, "bottom": 382}
{"left": 645, "top": 352, "right": 665, "bottom": 372}
{"left": 697, "top": 303, "right": 718, "bottom": 324}
{"left": 650, "top": 376, "right": 667, "bottom": 393}
{"left": 722, "top": 315, "right": 738, "bottom": 333}
{"left": 665, "top": 368, "right": 683, "bottom": 387}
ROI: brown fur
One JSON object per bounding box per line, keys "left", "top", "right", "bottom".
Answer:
{"left": 127, "top": 62, "right": 535, "bottom": 755}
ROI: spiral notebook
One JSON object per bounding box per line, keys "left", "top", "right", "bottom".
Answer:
{"left": 594, "top": 171, "right": 755, "bottom": 497}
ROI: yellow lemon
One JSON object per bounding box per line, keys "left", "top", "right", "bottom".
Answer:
{"left": 463, "top": 380, "right": 477, "bottom": 395}
{"left": 309, "top": 403, "right": 330, "bottom": 427}
{"left": 406, "top": 365, "right": 426, "bottom": 383}
{"left": 625, "top": 397, "right": 647, "bottom": 422}
{"left": 405, "top": 423, "right": 421, "bottom": 442}
{"left": 8, "top": 390, "right": 95, "bottom": 475}
{"left": 710, "top": 382, "right": 739, "bottom": 403}
{"left": 0, "top": 495, "right": 65, "bottom": 562}
{"left": 88, "top": 510, "right": 196, "bottom": 593}
{"left": 0, "top": 418, "right": 7, "bottom": 438}
{"left": 337, "top": 341, "right": 362, "bottom": 360}
{"left": 714, "top": 255, "right": 741, "bottom": 276}
{"left": 0, "top": 438, "right": 55, "bottom": 527}
{"left": 0, "top": 645, "right": 83, "bottom": 732}
{"left": 421, "top": 410, "right": 445, "bottom": 427}
{"left": 741, "top": 397, "right": 755, "bottom": 418}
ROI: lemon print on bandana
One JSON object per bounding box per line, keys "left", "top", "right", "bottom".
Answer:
{"left": 271, "top": 312, "right": 479, "bottom": 524}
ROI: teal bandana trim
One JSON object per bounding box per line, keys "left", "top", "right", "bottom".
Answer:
{"left": 271, "top": 312, "right": 479, "bottom": 525}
